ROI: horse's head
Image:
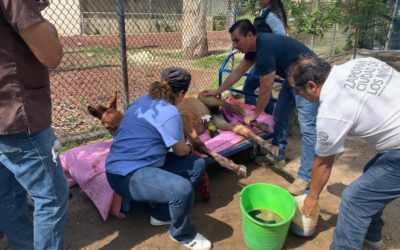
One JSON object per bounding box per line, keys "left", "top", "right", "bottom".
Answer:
{"left": 88, "top": 91, "right": 123, "bottom": 136}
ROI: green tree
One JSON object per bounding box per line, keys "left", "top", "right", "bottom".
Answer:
{"left": 238, "top": 0, "right": 392, "bottom": 57}
{"left": 331, "top": 0, "right": 391, "bottom": 57}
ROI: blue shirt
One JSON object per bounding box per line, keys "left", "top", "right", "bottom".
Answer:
{"left": 244, "top": 33, "right": 315, "bottom": 79}
{"left": 105, "top": 94, "right": 184, "bottom": 176}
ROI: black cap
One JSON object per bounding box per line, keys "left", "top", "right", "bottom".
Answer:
{"left": 161, "top": 67, "right": 191, "bottom": 93}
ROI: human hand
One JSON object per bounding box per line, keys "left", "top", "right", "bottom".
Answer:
{"left": 301, "top": 194, "right": 319, "bottom": 217}
{"left": 202, "top": 89, "right": 219, "bottom": 97}
{"left": 36, "top": 0, "right": 50, "bottom": 11}
{"left": 244, "top": 113, "right": 258, "bottom": 126}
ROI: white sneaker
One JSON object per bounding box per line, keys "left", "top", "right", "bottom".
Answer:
{"left": 150, "top": 216, "right": 171, "bottom": 226}
{"left": 170, "top": 233, "right": 212, "bottom": 250}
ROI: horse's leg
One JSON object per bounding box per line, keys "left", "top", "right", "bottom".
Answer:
{"left": 181, "top": 114, "right": 247, "bottom": 177}
{"left": 211, "top": 114, "right": 280, "bottom": 157}
{"left": 197, "top": 93, "right": 270, "bottom": 133}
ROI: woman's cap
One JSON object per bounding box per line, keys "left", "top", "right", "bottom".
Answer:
{"left": 161, "top": 67, "right": 191, "bottom": 93}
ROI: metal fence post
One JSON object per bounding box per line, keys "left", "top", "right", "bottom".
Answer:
{"left": 229, "top": 0, "right": 236, "bottom": 70}
{"left": 118, "top": 0, "right": 129, "bottom": 111}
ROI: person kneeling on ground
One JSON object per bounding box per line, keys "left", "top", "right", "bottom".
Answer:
{"left": 287, "top": 54, "right": 400, "bottom": 250}
{"left": 105, "top": 67, "right": 212, "bottom": 250}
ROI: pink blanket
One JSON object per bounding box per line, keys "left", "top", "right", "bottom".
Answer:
{"left": 60, "top": 99, "right": 274, "bottom": 220}
{"left": 197, "top": 98, "right": 274, "bottom": 157}
{"left": 60, "top": 140, "right": 125, "bottom": 221}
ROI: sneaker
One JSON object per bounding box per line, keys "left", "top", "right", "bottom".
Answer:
{"left": 254, "top": 154, "right": 285, "bottom": 168}
{"left": 150, "top": 216, "right": 171, "bottom": 226}
{"left": 363, "top": 239, "right": 385, "bottom": 250}
{"left": 287, "top": 178, "right": 310, "bottom": 196}
{"left": 170, "top": 233, "right": 212, "bottom": 250}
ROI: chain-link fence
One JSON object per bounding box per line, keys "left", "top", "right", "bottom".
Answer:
{"left": 44, "top": 0, "right": 237, "bottom": 146}
{"left": 42, "top": 0, "right": 378, "bottom": 147}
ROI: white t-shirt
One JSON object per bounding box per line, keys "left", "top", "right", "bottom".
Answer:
{"left": 316, "top": 57, "right": 400, "bottom": 157}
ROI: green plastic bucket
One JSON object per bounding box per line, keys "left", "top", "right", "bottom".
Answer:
{"left": 240, "top": 183, "right": 297, "bottom": 250}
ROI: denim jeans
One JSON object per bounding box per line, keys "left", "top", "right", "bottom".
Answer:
{"left": 242, "top": 65, "right": 275, "bottom": 115}
{"left": 269, "top": 80, "right": 319, "bottom": 182}
{"left": 331, "top": 149, "right": 400, "bottom": 250}
{"left": 107, "top": 152, "right": 206, "bottom": 243}
{"left": 0, "top": 127, "right": 69, "bottom": 250}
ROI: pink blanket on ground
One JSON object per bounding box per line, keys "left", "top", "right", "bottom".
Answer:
{"left": 60, "top": 140, "right": 125, "bottom": 221}
{"left": 60, "top": 98, "right": 274, "bottom": 220}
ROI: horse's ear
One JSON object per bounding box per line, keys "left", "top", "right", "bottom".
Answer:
{"left": 88, "top": 106, "right": 103, "bottom": 120}
{"left": 108, "top": 91, "right": 117, "bottom": 109}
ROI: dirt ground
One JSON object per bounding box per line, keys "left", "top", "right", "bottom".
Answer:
{"left": 2, "top": 51, "right": 400, "bottom": 250}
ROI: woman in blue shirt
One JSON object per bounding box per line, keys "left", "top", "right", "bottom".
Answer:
{"left": 106, "top": 68, "right": 211, "bottom": 250}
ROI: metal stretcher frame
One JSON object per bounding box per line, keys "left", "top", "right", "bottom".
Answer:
{"left": 204, "top": 50, "right": 283, "bottom": 165}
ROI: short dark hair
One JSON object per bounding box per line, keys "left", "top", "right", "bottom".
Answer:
{"left": 228, "top": 19, "right": 257, "bottom": 37}
{"left": 286, "top": 54, "right": 331, "bottom": 88}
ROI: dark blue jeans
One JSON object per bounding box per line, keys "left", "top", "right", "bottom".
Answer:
{"left": 269, "top": 80, "right": 319, "bottom": 182}
{"left": 107, "top": 153, "right": 206, "bottom": 243}
{"left": 331, "top": 149, "right": 400, "bottom": 249}
{"left": 0, "top": 127, "right": 69, "bottom": 250}
{"left": 242, "top": 65, "right": 275, "bottom": 115}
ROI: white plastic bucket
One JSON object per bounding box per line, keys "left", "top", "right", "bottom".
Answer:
{"left": 289, "top": 194, "right": 320, "bottom": 237}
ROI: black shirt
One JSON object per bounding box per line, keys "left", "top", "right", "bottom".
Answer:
{"left": 244, "top": 33, "right": 315, "bottom": 79}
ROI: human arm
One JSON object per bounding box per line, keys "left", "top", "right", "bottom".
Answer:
{"left": 19, "top": 20, "right": 63, "bottom": 69}
{"left": 1, "top": 0, "right": 63, "bottom": 69}
{"left": 244, "top": 71, "right": 275, "bottom": 125}
{"left": 171, "top": 140, "right": 193, "bottom": 157}
{"left": 301, "top": 117, "right": 353, "bottom": 216}
{"left": 301, "top": 154, "right": 335, "bottom": 217}
{"left": 266, "top": 12, "right": 286, "bottom": 36}
{"left": 203, "top": 59, "right": 254, "bottom": 96}
{"left": 159, "top": 114, "right": 192, "bottom": 157}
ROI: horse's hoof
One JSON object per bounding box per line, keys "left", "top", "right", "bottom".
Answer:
{"left": 271, "top": 146, "right": 281, "bottom": 157}
{"left": 238, "top": 165, "right": 247, "bottom": 177}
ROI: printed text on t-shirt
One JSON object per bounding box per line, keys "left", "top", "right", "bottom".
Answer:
{"left": 344, "top": 60, "right": 394, "bottom": 96}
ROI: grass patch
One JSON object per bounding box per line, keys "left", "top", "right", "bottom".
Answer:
{"left": 237, "top": 14, "right": 257, "bottom": 23}
{"left": 190, "top": 70, "right": 247, "bottom": 99}
{"left": 59, "top": 133, "right": 113, "bottom": 154}
{"left": 59, "top": 141, "right": 78, "bottom": 154}
{"left": 193, "top": 55, "right": 241, "bottom": 70}
{"left": 193, "top": 55, "right": 226, "bottom": 69}
{"left": 78, "top": 45, "right": 119, "bottom": 59}
{"left": 154, "top": 51, "right": 182, "bottom": 58}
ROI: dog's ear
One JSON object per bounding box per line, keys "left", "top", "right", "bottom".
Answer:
{"left": 88, "top": 106, "right": 103, "bottom": 120}
{"left": 107, "top": 91, "right": 118, "bottom": 110}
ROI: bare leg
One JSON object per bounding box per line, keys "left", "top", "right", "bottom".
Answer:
{"left": 181, "top": 114, "right": 247, "bottom": 177}
{"left": 211, "top": 114, "right": 280, "bottom": 157}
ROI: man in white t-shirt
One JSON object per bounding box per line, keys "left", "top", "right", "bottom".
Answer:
{"left": 286, "top": 54, "right": 400, "bottom": 250}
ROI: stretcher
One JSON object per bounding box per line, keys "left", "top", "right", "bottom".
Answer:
{"left": 204, "top": 50, "right": 284, "bottom": 165}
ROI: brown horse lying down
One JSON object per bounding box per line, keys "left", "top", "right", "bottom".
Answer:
{"left": 88, "top": 91, "right": 280, "bottom": 177}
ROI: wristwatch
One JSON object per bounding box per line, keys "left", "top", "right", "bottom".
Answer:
{"left": 187, "top": 144, "right": 193, "bottom": 154}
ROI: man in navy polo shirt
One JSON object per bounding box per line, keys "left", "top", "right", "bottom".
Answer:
{"left": 204, "top": 19, "right": 319, "bottom": 195}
